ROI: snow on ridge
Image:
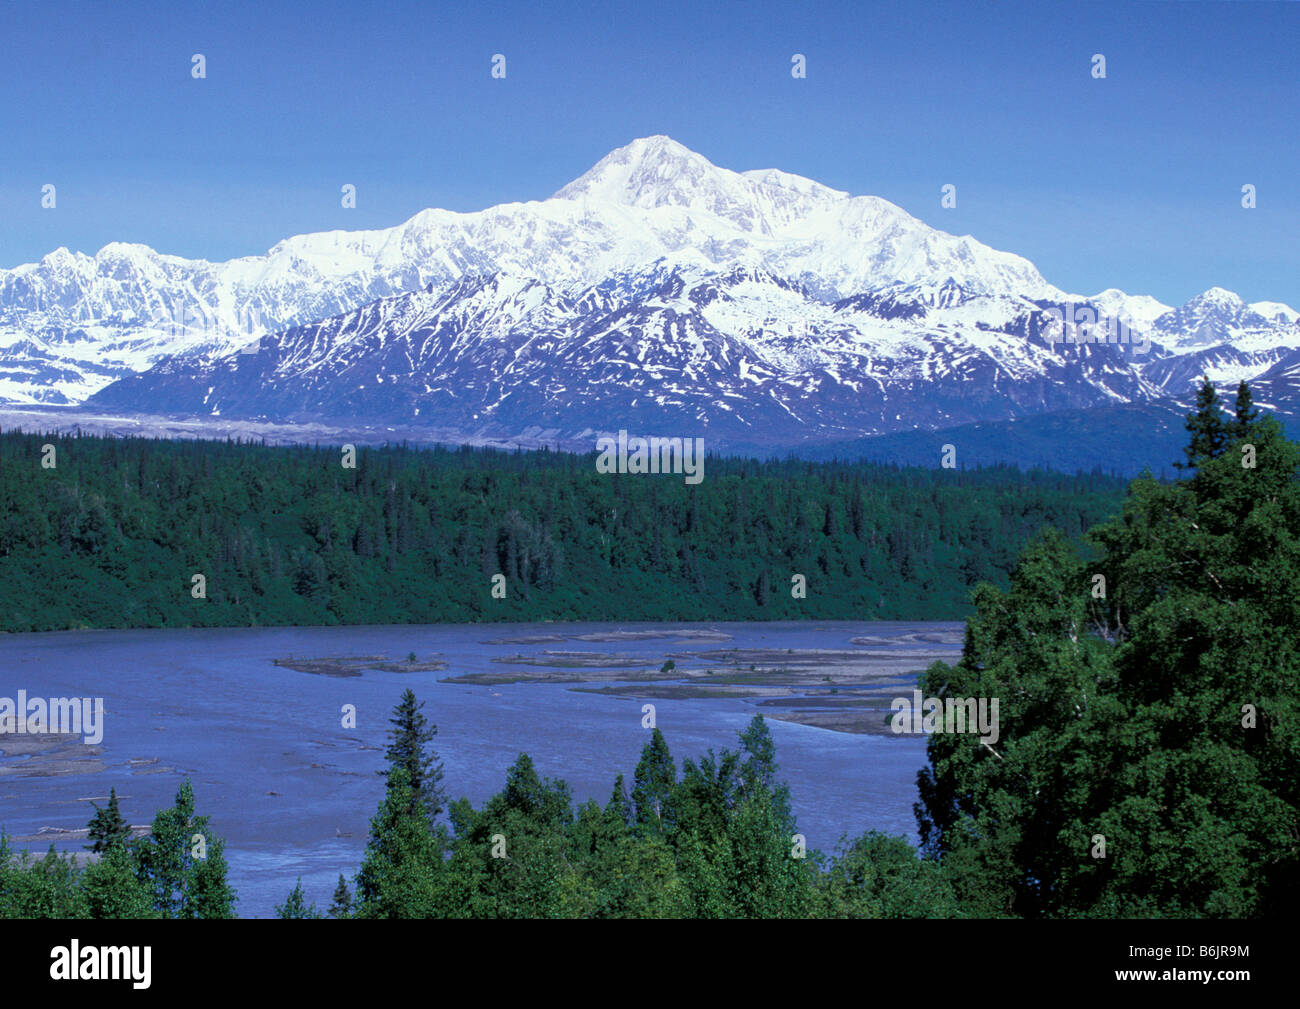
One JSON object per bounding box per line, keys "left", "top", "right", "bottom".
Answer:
{"left": 1249, "top": 300, "right": 1299, "bottom": 324}
{"left": 3, "top": 135, "right": 1298, "bottom": 409}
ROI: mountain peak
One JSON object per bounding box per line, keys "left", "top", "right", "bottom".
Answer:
{"left": 552, "top": 135, "right": 723, "bottom": 208}
{"left": 625, "top": 134, "right": 691, "bottom": 156}
{"left": 1248, "top": 300, "right": 1300, "bottom": 324}
{"left": 551, "top": 135, "right": 860, "bottom": 242}
{"left": 1188, "top": 286, "right": 1245, "bottom": 308}
{"left": 97, "top": 241, "right": 156, "bottom": 260}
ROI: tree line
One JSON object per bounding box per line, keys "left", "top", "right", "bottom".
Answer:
{"left": 0, "top": 432, "right": 1126, "bottom": 631}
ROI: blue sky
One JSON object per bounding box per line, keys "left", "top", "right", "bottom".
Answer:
{"left": 2, "top": 0, "right": 1296, "bottom": 306}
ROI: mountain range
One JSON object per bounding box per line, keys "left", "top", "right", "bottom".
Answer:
{"left": 3, "top": 136, "right": 1297, "bottom": 472}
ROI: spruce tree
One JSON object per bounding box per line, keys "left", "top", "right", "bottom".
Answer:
{"left": 328, "top": 874, "right": 353, "bottom": 918}
{"left": 355, "top": 768, "right": 445, "bottom": 918}
{"left": 1233, "top": 379, "right": 1260, "bottom": 439}
{"left": 502, "top": 752, "right": 547, "bottom": 819}
{"left": 380, "top": 689, "right": 447, "bottom": 820}
{"left": 1177, "top": 375, "right": 1229, "bottom": 471}
{"left": 85, "top": 787, "right": 130, "bottom": 853}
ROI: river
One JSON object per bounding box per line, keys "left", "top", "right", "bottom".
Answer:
{"left": 0, "top": 620, "right": 961, "bottom": 916}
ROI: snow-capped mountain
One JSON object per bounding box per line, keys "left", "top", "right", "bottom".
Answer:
{"left": 1082, "top": 289, "right": 1173, "bottom": 333}
{"left": 7, "top": 135, "right": 1300, "bottom": 453}
{"left": 1149, "top": 287, "right": 1300, "bottom": 353}
{"left": 87, "top": 261, "right": 1162, "bottom": 445}
{"left": 2, "top": 136, "right": 1064, "bottom": 406}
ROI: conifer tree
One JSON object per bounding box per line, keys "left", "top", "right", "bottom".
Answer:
{"left": 85, "top": 787, "right": 130, "bottom": 853}
{"left": 355, "top": 768, "right": 445, "bottom": 918}
{"left": 328, "top": 874, "right": 353, "bottom": 918}
{"left": 1177, "top": 375, "right": 1229, "bottom": 471}
{"left": 1233, "top": 379, "right": 1260, "bottom": 439}
{"left": 604, "top": 773, "right": 632, "bottom": 831}
{"left": 501, "top": 752, "right": 573, "bottom": 828}
{"left": 381, "top": 689, "right": 447, "bottom": 821}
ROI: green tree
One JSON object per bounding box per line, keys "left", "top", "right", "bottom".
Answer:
{"left": 1, "top": 428, "right": 1129, "bottom": 633}
{"left": 381, "top": 689, "right": 447, "bottom": 820}
{"left": 85, "top": 787, "right": 130, "bottom": 853}
{"left": 726, "top": 789, "right": 815, "bottom": 918}
{"left": 131, "top": 779, "right": 236, "bottom": 918}
{"left": 81, "top": 842, "right": 156, "bottom": 919}
{"left": 1178, "top": 374, "right": 1230, "bottom": 472}
{"left": 820, "top": 832, "right": 960, "bottom": 918}
{"left": 440, "top": 754, "right": 575, "bottom": 919}
{"left": 276, "top": 879, "right": 323, "bottom": 918}
{"left": 1232, "top": 379, "right": 1260, "bottom": 439}
{"left": 585, "top": 836, "right": 693, "bottom": 918}
{"left": 328, "top": 874, "right": 353, "bottom": 918}
{"left": 354, "top": 768, "right": 446, "bottom": 918}
{"left": 631, "top": 729, "right": 676, "bottom": 836}
{"left": 0, "top": 843, "right": 87, "bottom": 919}
{"left": 738, "top": 716, "right": 785, "bottom": 806}
{"left": 914, "top": 528, "right": 1105, "bottom": 917}
{"left": 917, "top": 395, "right": 1300, "bottom": 918}
{"left": 604, "top": 773, "right": 632, "bottom": 831}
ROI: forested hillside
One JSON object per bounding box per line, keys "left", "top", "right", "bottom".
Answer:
{"left": 0, "top": 431, "right": 1126, "bottom": 631}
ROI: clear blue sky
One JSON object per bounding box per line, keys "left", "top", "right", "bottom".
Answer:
{"left": 2, "top": 0, "right": 1296, "bottom": 306}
